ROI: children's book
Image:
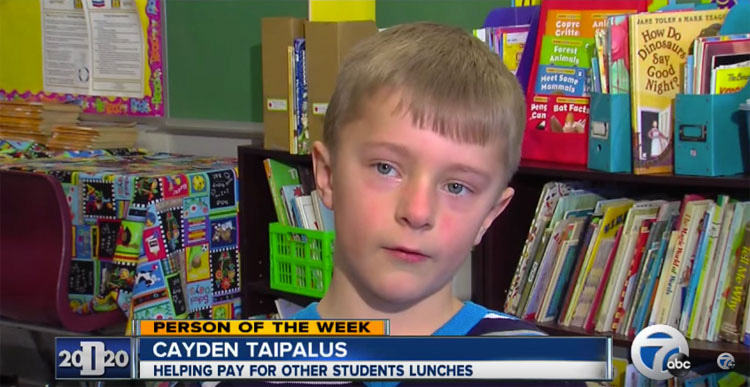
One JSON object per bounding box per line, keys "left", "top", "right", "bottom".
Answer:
{"left": 628, "top": 8, "right": 729, "bottom": 174}
{"left": 310, "top": 189, "right": 334, "bottom": 232}
{"left": 535, "top": 65, "right": 588, "bottom": 96}
{"left": 499, "top": 25, "right": 531, "bottom": 75}
{"left": 295, "top": 195, "right": 318, "bottom": 230}
{"left": 281, "top": 184, "right": 305, "bottom": 228}
{"left": 293, "top": 38, "right": 310, "bottom": 155}
{"left": 708, "top": 202, "right": 748, "bottom": 341}
{"left": 712, "top": 60, "right": 750, "bottom": 94}
{"left": 539, "top": 36, "right": 594, "bottom": 68}
{"left": 608, "top": 14, "right": 631, "bottom": 94}
{"left": 719, "top": 222, "right": 750, "bottom": 342}
{"left": 263, "top": 159, "right": 301, "bottom": 226}
{"left": 679, "top": 202, "right": 716, "bottom": 333}
{"left": 696, "top": 35, "right": 750, "bottom": 94}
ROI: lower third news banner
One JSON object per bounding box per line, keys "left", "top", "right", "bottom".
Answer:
{"left": 135, "top": 337, "right": 612, "bottom": 381}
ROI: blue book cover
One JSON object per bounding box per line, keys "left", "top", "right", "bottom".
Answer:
{"left": 632, "top": 226, "right": 671, "bottom": 334}
{"left": 293, "top": 38, "right": 309, "bottom": 154}
{"left": 535, "top": 65, "right": 587, "bottom": 96}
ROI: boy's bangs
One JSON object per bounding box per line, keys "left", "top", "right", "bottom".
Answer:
{"left": 393, "top": 88, "right": 505, "bottom": 148}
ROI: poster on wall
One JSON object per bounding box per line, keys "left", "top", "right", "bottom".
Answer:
{"left": 83, "top": 0, "right": 145, "bottom": 98}
{"left": 0, "top": 0, "right": 164, "bottom": 117}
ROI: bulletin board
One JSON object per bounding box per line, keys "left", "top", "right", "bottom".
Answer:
{"left": 0, "top": 0, "right": 165, "bottom": 117}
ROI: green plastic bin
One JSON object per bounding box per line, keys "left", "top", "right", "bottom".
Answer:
{"left": 269, "top": 222, "right": 335, "bottom": 298}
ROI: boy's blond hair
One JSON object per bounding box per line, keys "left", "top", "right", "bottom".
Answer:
{"left": 323, "top": 22, "right": 526, "bottom": 180}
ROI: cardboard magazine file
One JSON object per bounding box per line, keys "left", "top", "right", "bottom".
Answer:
{"left": 306, "top": 20, "right": 378, "bottom": 143}
{"left": 674, "top": 82, "right": 750, "bottom": 177}
{"left": 588, "top": 93, "right": 633, "bottom": 173}
{"left": 262, "top": 17, "right": 305, "bottom": 152}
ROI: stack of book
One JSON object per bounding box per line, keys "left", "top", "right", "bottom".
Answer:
{"left": 46, "top": 121, "right": 138, "bottom": 150}
{"left": 0, "top": 101, "right": 81, "bottom": 143}
{"left": 505, "top": 182, "right": 750, "bottom": 346}
{"left": 473, "top": 25, "right": 530, "bottom": 75}
{"left": 263, "top": 158, "right": 334, "bottom": 231}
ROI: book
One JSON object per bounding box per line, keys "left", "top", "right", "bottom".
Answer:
{"left": 612, "top": 218, "right": 655, "bottom": 333}
{"left": 263, "top": 159, "right": 301, "bottom": 226}
{"left": 559, "top": 216, "right": 599, "bottom": 325}
{"left": 534, "top": 65, "right": 588, "bottom": 96}
{"left": 696, "top": 35, "right": 750, "bottom": 94}
{"left": 293, "top": 38, "right": 310, "bottom": 154}
{"left": 628, "top": 9, "right": 728, "bottom": 174}
{"left": 711, "top": 60, "right": 750, "bottom": 94}
{"left": 664, "top": 200, "right": 712, "bottom": 328}
{"left": 295, "top": 195, "right": 318, "bottom": 230}
{"left": 607, "top": 14, "right": 631, "bottom": 94}
{"left": 281, "top": 185, "right": 305, "bottom": 228}
{"left": 679, "top": 202, "right": 716, "bottom": 333}
{"left": 688, "top": 196, "right": 728, "bottom": 339}
{"left": 584, "top": 227, "right": 624, "bottom": 331}
{"left": 719, "top": 222, "right": 750, "bottom": 342}
{"left": 505, "top": 182, "right": 584, "bottom": 314}
{"left": 572, "top": 236, "right": 616, "bottom": 328}
{"left": 708, "top": 202, "right": 748, "bottom": 341}
{"left": 596, "top": 201, "right": 662, "bottom": 332}
{"left": 310, "top": 190, "right": 334, "bottom": 232}
{"left": 539, "top": 36, "right": 594, "bottom": 68}
{"left": 702, "top": 202, "right": 737, "bottom": 340}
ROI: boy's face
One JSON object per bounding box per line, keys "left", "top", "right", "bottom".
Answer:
{"left": 313, "top": 93, "right": 514, "bottom": 307}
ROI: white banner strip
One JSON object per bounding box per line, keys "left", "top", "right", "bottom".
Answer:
{"left": 139, "top": 360, "right": 609, "bottom": 380}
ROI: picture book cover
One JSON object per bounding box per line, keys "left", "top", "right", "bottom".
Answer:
{"left": 629, "top": 9, "right": 728, "bottom": 174}
{"left": 535, "top": 65, "right": 588, "bottom": 96}
{"left": 547, "top": 95, "right": 589, "bottom": 134}
{"left": 540, "top": 36, "right": 594, "bottom": 68}
{"left": 699, "top": 37, "right": 750, "bottom": 94}
{"left": 712, "top": 62, "right": 750, "bottom": 94}
{"left": 500, "top": 26, "right": 530, "bottom": 75}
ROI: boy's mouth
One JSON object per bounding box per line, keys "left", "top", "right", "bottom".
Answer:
{"left": 383, "top": 246, "right": 430, "bottom": 263}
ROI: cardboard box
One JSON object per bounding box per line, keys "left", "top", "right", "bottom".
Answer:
{"left": 262, "top": 17, "right": 304, "bottom": 151}
{"left": 305, "top": 21, "right": 378, "bottom": 143}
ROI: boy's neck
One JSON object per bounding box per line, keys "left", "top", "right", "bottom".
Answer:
{"left": 316, "top": 268, "right": 464, "bottom": 335}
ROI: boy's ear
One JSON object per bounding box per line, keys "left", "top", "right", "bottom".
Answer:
{"left": 473, "top": 187, "right": 514, "bottom": 246}
{"left": 311, "top": 141, "right": 334, "bottom": 210}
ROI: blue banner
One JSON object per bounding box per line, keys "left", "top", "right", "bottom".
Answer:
{"left": 56, "top": 337, "right": 133, "bottom": 379}
{"left": 138, "top": 337, "right": 609, "bottom": 361}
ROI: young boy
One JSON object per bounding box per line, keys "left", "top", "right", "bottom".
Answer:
{"left": 296, "top": 21, "right": 543, "bottom": 338}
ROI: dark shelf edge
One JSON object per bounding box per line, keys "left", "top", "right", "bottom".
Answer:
{"left": 536, "top": 322, "right": 750, "bottom": 362}
{"left": 246, "top": 279, "right": 318, "bottom": 309}
{"left": 518, "top": 160, "right": 750, "bottom": 190}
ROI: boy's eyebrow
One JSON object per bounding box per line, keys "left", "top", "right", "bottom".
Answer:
{"left": 363, "top": 141, "right": 492, "bottom": 183}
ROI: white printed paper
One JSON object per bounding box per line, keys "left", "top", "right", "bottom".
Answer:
{"left": 83, "top": 0, "right": 144, "bottom": 98}
{"left": 41, "top": 0, "right": 91, "bottom": 94}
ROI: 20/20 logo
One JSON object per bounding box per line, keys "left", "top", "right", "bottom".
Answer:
{"left": 631, "top": 325, "right": 690, "bottom": 380}
{"left": 56, "top": 338, "right": 132, "bottom": 379}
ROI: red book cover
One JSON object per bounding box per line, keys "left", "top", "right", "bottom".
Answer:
{"left": 521, "top": 0, "right": 648, "bottom": 165}
{"left": 584, "top": 227, "right": 624, "bottom": 332}
{"left": 612, "top": 218, "right": 655, "bottom": 332}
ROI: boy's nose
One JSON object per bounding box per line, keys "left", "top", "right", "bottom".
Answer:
{"left": 395, "top": 177, "right": 435, "bottom": 230}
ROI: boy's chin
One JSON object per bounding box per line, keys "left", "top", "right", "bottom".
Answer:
{"left": 366, "top": 273, "right": 442, "bottom": 307}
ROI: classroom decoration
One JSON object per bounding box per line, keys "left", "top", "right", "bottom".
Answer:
{"left": 0, "top": 0, "right": 165, "bottom": 117}
{"left": 0, "top": 141, "right": 242, "bottom": 321}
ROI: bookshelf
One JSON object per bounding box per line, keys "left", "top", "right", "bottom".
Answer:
{"left": 238, "top": 144, "right": 750, "bottom": 363}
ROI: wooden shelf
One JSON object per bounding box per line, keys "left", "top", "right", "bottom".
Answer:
{"left": 536, "top": 322, "right": 750, "bottom": 366}
{"left": 518, "top": 160, "right": 750, "bottom": 190}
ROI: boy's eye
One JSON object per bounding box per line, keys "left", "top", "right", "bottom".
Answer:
{"left": 446, "top": 182, "right": 468, "bottom": 195}
{"left": 375, "top": 162, "right": 396, "bottom": 176}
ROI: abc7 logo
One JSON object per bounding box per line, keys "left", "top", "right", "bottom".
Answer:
{"left": 631, "top": 325, "right": 691, "bottom": 380}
